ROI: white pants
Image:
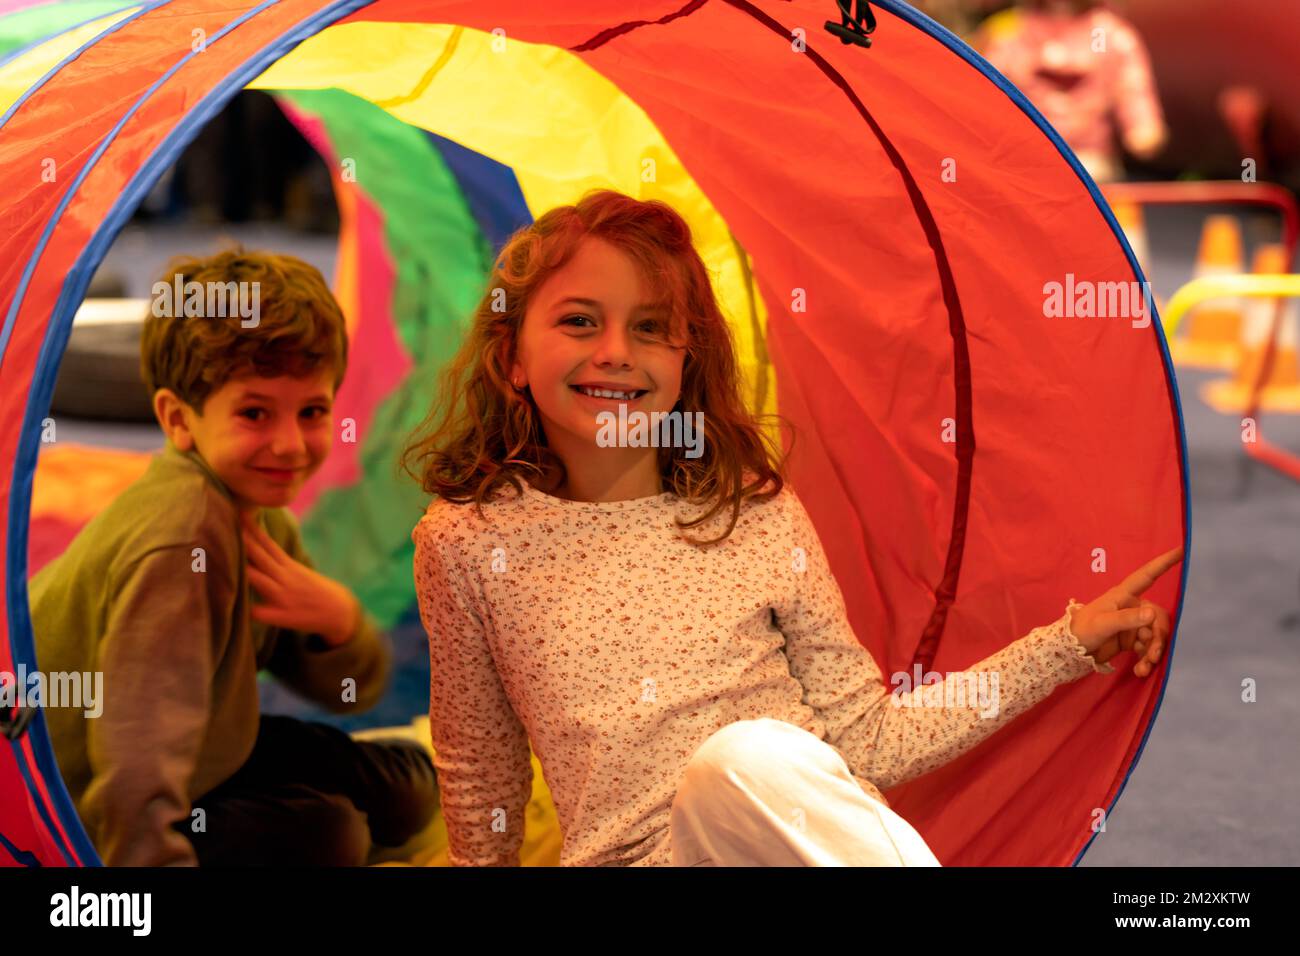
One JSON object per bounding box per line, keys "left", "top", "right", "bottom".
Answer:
{"left": 668, "top": 718, "right": 942, "bottom": 866}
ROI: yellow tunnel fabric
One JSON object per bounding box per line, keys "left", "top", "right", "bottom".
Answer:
{"left": 248, "top": 20, "right": 776, "bottom": 419}
{"left": 0, "top": 8, "right": 142, "bottom": 114}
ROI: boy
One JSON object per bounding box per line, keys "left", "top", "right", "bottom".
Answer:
{"left": 29, "top": 249, "right": 437, "bottom": 866}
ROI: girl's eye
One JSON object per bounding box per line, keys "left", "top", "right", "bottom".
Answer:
{"left": 561, "top": 315, "right": 667, "bottom": 334}
{"left": 302, "top": 405, "right": 330, "bottom": 419}
{"left": 238, "top": 408, "right": 265, "bottom": 422}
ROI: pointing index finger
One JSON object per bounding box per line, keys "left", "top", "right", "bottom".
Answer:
{"left": 1117, "top": 546, "right": 1184, "bottom": 598}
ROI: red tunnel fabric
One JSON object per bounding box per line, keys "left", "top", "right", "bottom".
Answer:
{"left": 0, "top": 0, "right": 1186, "bottom": 867}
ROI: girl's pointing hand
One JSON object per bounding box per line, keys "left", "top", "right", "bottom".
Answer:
{"left": 1066, "top": 546, "right": 1184, "bottom": 677}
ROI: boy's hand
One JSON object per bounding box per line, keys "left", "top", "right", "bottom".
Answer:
{"left": 240, "top": 513, "right": 360, "bottom": 647}
{"left": 1067, "top": 547, "right": 1183, "bottom": 677}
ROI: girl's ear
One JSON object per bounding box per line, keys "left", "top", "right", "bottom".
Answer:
{"left": 498, "top": 339, "right": 525, "bottom": 391}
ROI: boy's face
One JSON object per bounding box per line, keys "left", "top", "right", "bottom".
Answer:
{"left": 511, "top": 236, "right": 687, "bottom": 454}
{"left": 164, "top": 370, "right": 335, "bottom": 512}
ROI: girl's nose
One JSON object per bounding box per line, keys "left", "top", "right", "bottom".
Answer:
{"left": 592, "top": 323, "right": 634, "bottom": 369}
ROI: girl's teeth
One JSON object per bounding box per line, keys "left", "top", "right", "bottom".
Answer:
{"left": 580, "top": 387, "right": 636, "bottom": 399}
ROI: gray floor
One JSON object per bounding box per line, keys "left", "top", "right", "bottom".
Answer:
{"left": 56, "top": 210, "right": 1300, "bottom": 866}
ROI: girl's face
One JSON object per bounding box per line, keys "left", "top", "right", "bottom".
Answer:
{"left": 511, "top": 236, "right": 687, "bottom": 466}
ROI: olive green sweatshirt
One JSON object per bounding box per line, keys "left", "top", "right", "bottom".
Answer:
{"left": 28, "top": 438, "right": 391, "bottom": 867}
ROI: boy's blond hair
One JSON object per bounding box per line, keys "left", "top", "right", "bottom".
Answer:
{"left": 140, "top": 247, "right": 348, "bottom": 413}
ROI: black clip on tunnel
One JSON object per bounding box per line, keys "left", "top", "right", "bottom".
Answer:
{"left": 824, "top": 0, "right": 877, "bottom": 49}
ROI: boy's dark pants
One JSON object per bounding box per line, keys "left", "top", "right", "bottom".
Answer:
{"left": 174, "top": 715, "right": 439, "bottom": 866}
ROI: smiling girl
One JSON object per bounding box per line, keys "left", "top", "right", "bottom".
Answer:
{"left": 402, "top": 189, "right": 1180, "bottom": 867}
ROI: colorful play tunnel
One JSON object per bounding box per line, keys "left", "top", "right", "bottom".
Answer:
{"left": 0, "top": 0, "right": 1187, "bottom": 867}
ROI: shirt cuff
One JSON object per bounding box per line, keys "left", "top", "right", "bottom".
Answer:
{"left": 1063, "top": 598, "right": 1116, "bottom": 675}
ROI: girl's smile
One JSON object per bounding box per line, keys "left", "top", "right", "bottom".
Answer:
{"left": 570, "top": 381, "right": 652, "bottom": 410}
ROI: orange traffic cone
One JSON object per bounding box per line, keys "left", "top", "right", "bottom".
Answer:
{"left": 1202, "top": 243, "right": 1300, "bottom": 413}
{"left": 1172, "top": 214, "right": 1244, "bottom": 369}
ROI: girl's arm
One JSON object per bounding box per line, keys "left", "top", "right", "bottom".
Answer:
{"left": 774, "top": 490, "right": 1111, "bottom": 794}
{"left": 413, "top": 512, "right": 534, "bottom": 866}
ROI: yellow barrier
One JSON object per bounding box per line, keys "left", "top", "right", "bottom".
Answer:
{"left": 1163, "top": 274, "right": 1300, "bottom": 337}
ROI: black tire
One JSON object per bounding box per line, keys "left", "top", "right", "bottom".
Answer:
{"left": 49, "top": 321, "right": 155, "bottom": 422}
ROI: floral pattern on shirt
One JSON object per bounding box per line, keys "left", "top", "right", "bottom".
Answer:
{"left": 412, "top": 480, "right": 1111, "bottom": 867}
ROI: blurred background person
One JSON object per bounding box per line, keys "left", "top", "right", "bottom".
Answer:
{"left": 971, "top": 0, "right": 1168, "bottom": 182}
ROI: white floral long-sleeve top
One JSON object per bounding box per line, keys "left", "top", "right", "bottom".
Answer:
{"left": 411, "top": 478, "right": 1112, "bottom": 867}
